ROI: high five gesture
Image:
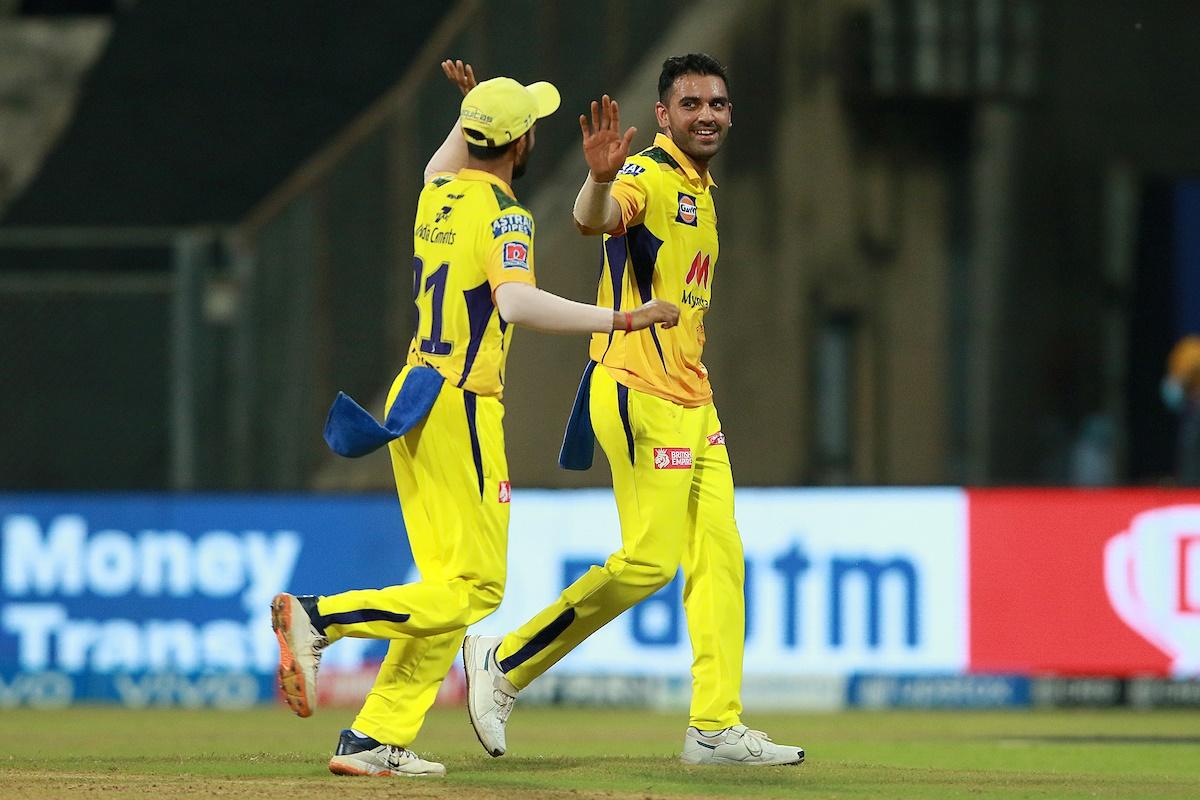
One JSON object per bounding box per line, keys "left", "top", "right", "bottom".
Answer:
{"left": 579, "top": 95, "right": 637, "bottom": 183}
{"left": 440, "top": 59, "right": 477, "bottom": 96}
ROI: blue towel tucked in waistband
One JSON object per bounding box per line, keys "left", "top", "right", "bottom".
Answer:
{"left": 558, "top": 360, "right": 598, "bottom": 471}
{"left": 323, "top": 366, "right": 445, "bottom": 458}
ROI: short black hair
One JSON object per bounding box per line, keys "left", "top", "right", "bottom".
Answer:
{"left": 466, "top": 140, "right": 514, "bottom": 161}
{"left": 657, "top": 53, "right": 730, "bottom": 103}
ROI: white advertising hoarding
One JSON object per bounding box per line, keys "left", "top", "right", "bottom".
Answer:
{"left": 485, "top": 488, "right": 969, "bottom": 676}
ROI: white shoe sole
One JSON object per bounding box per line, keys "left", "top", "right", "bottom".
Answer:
{"left": 681, "top": 749, "right": 805, "bottom": 766}
{"left": 328, "top": 755, "right": 445, "bottom": 777}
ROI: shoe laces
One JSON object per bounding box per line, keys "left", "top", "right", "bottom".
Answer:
{"left": 383, "top": 745, "right": 417, "bottom": 769}
{"left": 493, "top": 685, "right": 516, "bottom": 722}
{"left": 487, "top": 647, "right": 517, "bottom": 723}
{"left": 310, "top": 632, "right": 329, "bottom": 671}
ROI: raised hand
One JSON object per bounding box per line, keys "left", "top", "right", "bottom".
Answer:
{"left": 628, "top": 299, "right": 680, "bottom": 331}
{"left": 441, "top": 59, "right": 477, "bottom": 96}
{"left": 580, "top": 95, "right": 637, "bottom": 183}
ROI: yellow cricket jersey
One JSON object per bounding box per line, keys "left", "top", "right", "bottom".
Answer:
{"left": 589, "top": 132, "right": 719, "bottom": 407}
{"left": 406, "top": 168, "right": 537, "bottom": 397}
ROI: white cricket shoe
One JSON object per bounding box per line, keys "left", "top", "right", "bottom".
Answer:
{"left": 680, "top": 725, "right": 805, "bottom": 766}
{"left": 270, "top": 592, "right": 328, "bottom": 718}
{"left": 462, "top": 634, "right": 518, "bottom": 757}
{"left": 328, "top": 729, "right": 446, "bottom": 777}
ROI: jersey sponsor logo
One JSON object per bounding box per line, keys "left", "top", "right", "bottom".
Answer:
{"left": 502, "top": 241, "right": 530, "bottom": 270}
{"left": 617, "top": 163, "right": 645, "bottom": 177}
{"left": 707, "top": 431, "right": 726, "bottom": 446}
{"left": 498, "top": 481, "right": 512, "bottom": 503}
{"left": 415, "top": 223, "right": 456, "bottom": 244}
{"left": 492, "top": 213, "right": 533, "bottom": 238}
{"left": 653, "top": 447, "right": 693, "bottom": 469}
{"left": 676, "top": 192, "right": 698, "bottom": 226}
{"left": 686, "top": 251, "right": 711, "bottom": 288}
{"left": 435, "top": 205, "right": 453, "bottom": 223}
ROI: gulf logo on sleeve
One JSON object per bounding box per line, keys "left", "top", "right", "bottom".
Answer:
{"left": 502, "top": 241, "right": 529, "bottom": 270}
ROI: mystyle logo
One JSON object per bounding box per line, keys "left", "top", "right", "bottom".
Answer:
{"left": 1104, "top": 506, "right": 1200, "bottom": 675}
{"left": 685, "top": 251, "right": 711, "bottom": 289}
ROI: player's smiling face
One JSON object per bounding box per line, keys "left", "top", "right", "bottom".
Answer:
{"left": 656, "top": 73, "right": 731, "bottom": 167}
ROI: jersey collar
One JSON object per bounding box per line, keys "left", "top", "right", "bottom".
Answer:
{"left": 654, "top": 132, "right": 717, "bottom": 190}
{"left": 457, "top": 168, "right": 517, "bottom": 199}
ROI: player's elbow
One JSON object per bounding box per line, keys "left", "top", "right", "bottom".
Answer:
{"left": 573, "top": 216, "right": 609, "bottom": 237}
{"left": 493, "top": 283, "right": 534, "bottom": 326}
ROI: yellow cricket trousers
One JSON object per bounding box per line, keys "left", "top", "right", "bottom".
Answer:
{"left": 315, "top": 365, "right": 510, "bottom": 746}
{"left": 496, "top": 365, "right": 746, "bottom": 729}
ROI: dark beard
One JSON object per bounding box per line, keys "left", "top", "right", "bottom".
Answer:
{"left": 512, "top": 156, "right": 528, "bottom": 181}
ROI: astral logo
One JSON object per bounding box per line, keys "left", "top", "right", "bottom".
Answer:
{"left": 1105, "top": 506, "right": 1200, "bottom": 675}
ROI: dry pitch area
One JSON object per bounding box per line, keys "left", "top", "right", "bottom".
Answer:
{"left": 1, "top": 705, "right": 1198, "bottom": 799}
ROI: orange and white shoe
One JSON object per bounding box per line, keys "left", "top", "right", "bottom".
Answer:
{"left": 270, "top": 592, "right": 328, "bottom": 718}
{"left": 328, "top": 729, "right": 446, "bottom": 777}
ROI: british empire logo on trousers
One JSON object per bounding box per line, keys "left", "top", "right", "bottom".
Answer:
{"left": 1104, "top": 505, "right": 1200, "bottom": 675}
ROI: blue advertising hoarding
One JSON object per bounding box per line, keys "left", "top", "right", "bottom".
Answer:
{"left": 1, "top": 494, "right": 413, "bottom": 706}
{"left": 2, "top": 489, "right": 970, "bottom": 708}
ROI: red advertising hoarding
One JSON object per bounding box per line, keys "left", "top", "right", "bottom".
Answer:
{"left": 969, "top": 489, "right": 1200, "bottom": 677}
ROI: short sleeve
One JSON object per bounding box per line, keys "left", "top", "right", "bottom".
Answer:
{"left": 609, "top": 158, "right": 653, "bottom": 235}
{"left": 485, "top": 208, "right": 537, "bottom": 292}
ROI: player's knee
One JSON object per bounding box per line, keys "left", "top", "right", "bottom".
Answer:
{"left": 470, "top": 580, "right": 504, "bottom": 615}
{"left": 609, "top": 554, "right": 678, "bottom": 588}
{"left": 636, "top": 562, "right": 678, "bottom": 592}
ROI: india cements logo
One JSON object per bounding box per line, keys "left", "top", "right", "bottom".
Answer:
{"left": 1104, "top": 505, "right": 1200, "bottom": 675}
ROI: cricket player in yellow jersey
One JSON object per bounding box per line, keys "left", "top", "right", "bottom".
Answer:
{"left": 269, "top": 60, "right": 679, "bottom": 778}
{"left": 464, "top": 54, "right": 804, "bottom": 767}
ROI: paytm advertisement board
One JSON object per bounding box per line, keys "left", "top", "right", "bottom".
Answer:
{"left": 489, "top": 488, "right": 969, "bottom": 676}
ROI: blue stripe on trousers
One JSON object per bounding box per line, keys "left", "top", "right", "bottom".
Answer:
{"left": 323, "top": 608, "right": 411, "bottom": 626}
{"left": 497, "top": 608, "right": 576, "bottom": 673}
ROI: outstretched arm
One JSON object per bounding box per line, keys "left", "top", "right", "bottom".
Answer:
{"left": 494, "top": 281, "right": 678, "bottom": 335}
{"left": 423, "top": 59, "right": 478, "bottom": 183}
{"left": 573, "top": 95, "right": 636, "bottom": 234}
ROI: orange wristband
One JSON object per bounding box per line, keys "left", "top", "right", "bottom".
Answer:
{"left": 624, "top": 311, "right": 633, "bottom": 332}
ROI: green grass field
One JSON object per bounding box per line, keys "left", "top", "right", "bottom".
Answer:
{"left": 2, "top": 705, "right": 1198, "bottom": 799}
